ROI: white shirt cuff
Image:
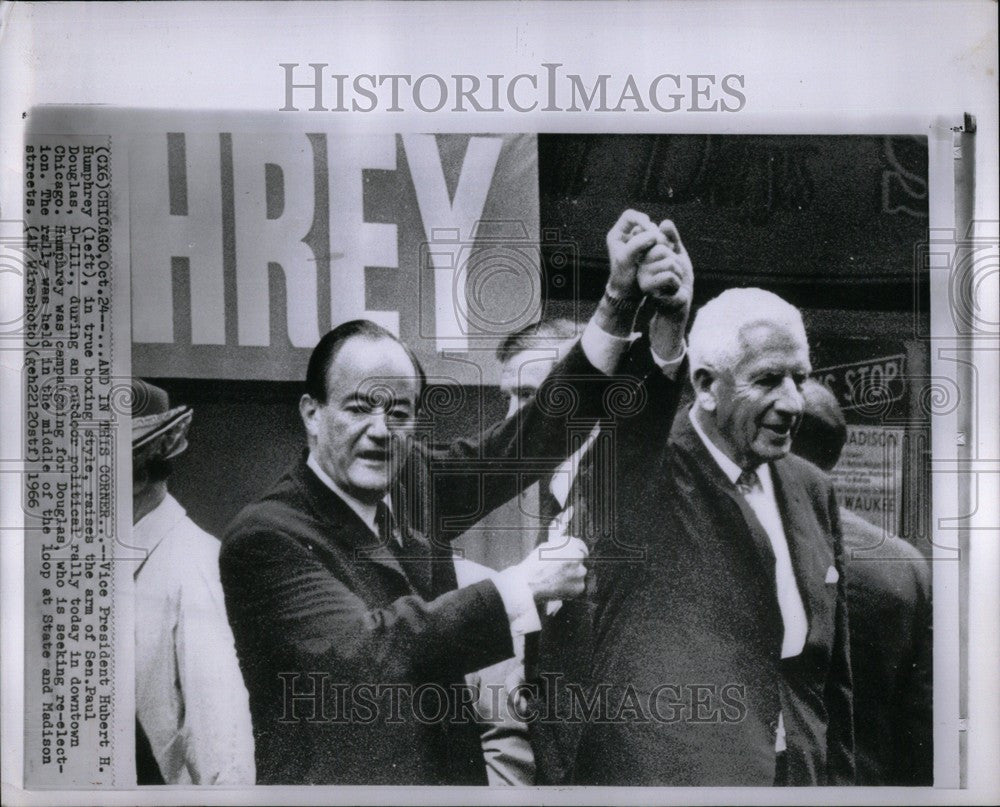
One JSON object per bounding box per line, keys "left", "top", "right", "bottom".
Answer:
{"left": 492, "top": 565, "right": 542, "bottom": 636}
{"left": 580, "top": 318, "right": 632, "bottom": 375}
{"left": 649, "top": 341, "right": 687, "bottom": 381}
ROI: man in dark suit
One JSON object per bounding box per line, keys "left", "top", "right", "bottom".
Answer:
{"left": 219, "top": 213, "right": 688, "bottom": 785}
{"left": 523, "top": 214, "right": 693, "bottom": 785}
{"left": 793, "top": 379, "right": 933, "bottom": 786}
{"left": 574, "top": 287, "right": 855, "bottom": 786}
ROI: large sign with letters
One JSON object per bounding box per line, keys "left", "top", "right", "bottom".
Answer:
{"left": 127, "top": 127, "right": 539, "bottom": 382}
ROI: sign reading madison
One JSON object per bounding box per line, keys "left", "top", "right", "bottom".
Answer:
{"left": 129, "top": 132, "right": 540, "bottom": 381}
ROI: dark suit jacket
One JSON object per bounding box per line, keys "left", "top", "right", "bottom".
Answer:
{"left": 573, "top": 410, "right": 854, "bottom": 786}
{"left": 452, "top": 484, "right": 541, "bottom": 572}
{"left": 840, "top": 508, "right": 932, "bottom": 785}
{"left": 220, "top": 342, "right": 625, "bottom": 785}
{"left": 526, "top": 338, "right": 685, "bottom": 785}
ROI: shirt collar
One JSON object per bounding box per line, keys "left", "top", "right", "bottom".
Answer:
{"left": 687, "top": 408, "right": 776, "bottom": 495}
{"left": 688, "top": 407, "right": 745, "bottom": 485}
{"left": 306, "top": 451, "right": 387, "bottom": 536}
{"left": 132, "top": 493, "right": 186, "bottom": 572}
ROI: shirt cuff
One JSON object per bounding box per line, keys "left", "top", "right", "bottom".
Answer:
{"left": 492, "top": 565, "right": 542, "bottom": 636}
{"left": 580, "top": 318, "right": 632, "bottom": 375}
{"left": 649, "top": 341, "right": 687, "bottom": 381}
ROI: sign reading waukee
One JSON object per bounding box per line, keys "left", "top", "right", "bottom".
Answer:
{"left": 129, "top": 132, "right": 540, "bottom": 381}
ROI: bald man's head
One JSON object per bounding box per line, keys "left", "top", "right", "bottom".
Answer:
{"left": 791, "top": 379, "right": 847, "bottom": 472}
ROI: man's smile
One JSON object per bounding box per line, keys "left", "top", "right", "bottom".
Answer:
{"left": 759, "top": 421, "right": 794, "bottom": 439}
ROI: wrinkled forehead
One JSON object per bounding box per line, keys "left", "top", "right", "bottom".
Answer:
{"left": 326, "top": 336, "right": 421, "bottom": 403}
{"left": 733, "top": 321, "right": 811, "bottom": 373}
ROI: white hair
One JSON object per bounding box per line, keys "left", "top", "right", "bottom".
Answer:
{"left": 688, "top": 288, "right": 808, "bottom": 378}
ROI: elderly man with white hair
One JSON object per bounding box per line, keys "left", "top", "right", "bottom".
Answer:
{"left": 573, "top": 287, "right": 854, "bottom": 787}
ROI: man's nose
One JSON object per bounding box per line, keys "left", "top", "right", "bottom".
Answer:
{"left": 773, "top": 377, "right": 804, "bottom": 415}
{"left": 366, "top": 411, "right": 390, "bottom": 439}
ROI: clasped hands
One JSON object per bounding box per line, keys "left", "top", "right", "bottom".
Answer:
{"left": 606, "top": 209, "right": 694, "bottom": 316}
{"left": 516, "top": 210, "right": 694, "bottom": 605}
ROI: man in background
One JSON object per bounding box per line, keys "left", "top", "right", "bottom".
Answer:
{"left": 453, "top": 318, "right": 580, "bottom": 572}
{"left": 793, "top": 378, "right": 933, "bottom": 786}
{"left": 131, "top": 379, "right": 254, "bottom": 784}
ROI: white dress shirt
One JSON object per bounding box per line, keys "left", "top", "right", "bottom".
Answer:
{"left": 686, "top": 410, "right": 808, "bottom": 658}
{"left": 133, "top": 494, "right": 255, "bottom": 784}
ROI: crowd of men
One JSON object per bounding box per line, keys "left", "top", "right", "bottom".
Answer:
{"left": 131, "top": 210, "right": 932, "bottom": 787}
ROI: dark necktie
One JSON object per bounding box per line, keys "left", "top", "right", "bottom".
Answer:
{"left": 537, "top": 442, "right": 600, "bottom": 547}
{"left": 736, "top": 468, "right": 761, "bottom": 495}
{"left": 535, "top": 446, "right": 600, "bottom": 611}
{"left": 375, "top": 501, "right": 428, "bottom": 594}
{"left": 135, "top": 717, "right": 165, "bottom": 784}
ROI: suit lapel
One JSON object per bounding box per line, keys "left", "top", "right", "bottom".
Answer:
{"left": 671, "top": 415, "right": 777, "bottom": 580}
{"left": 770, "top": 459, "right": 830, "bottom": 634}
{"left": 395, "top": 525, "right": 434, "bottom": 598}
{"left": 297, "top": 457, "right": 418, "bottom": 590}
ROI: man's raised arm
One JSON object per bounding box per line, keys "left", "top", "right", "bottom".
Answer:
{"left": 422, "top": 210, "right": 694, "bottom": 542}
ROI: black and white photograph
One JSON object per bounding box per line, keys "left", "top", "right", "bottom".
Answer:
{"left": 1, "top": 2, "right": 997, "bottom": 805}
{"left": 125, "top": 126, "right": 937, "bottom": 789}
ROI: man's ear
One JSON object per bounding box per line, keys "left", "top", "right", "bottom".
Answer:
{"left": 299, "top": 394, "right": 321, "bottom": 437}
{"left": 132, "top": 433, "right": 171, "bottom": 484}
{"left": 692, "top": 367, "right": 718, "bottom": 412}
{"left": 138, "top": 432, "right": 173, "bottom": 464}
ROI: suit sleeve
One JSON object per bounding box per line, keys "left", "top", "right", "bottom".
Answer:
{"left": 616, "top": 334, "right": 688, "bottom": 454}
{"left": 419, "top": 341, "right": 622, "bottom": 542}
{"left": 823, "top": 487, "right": 856, "bottom": 784}
{"left": 421, "top": 339, "right": 686, "bottom": 544}
{"left": 220, "top": 521, "right": 515, "bottom": 683}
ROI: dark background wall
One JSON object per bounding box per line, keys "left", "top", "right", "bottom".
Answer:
{"left": 150, "top": 134, "right": 931, "bottom": 553}
{"left": 536, "top": 134, "right": 929, "bottom": 313}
